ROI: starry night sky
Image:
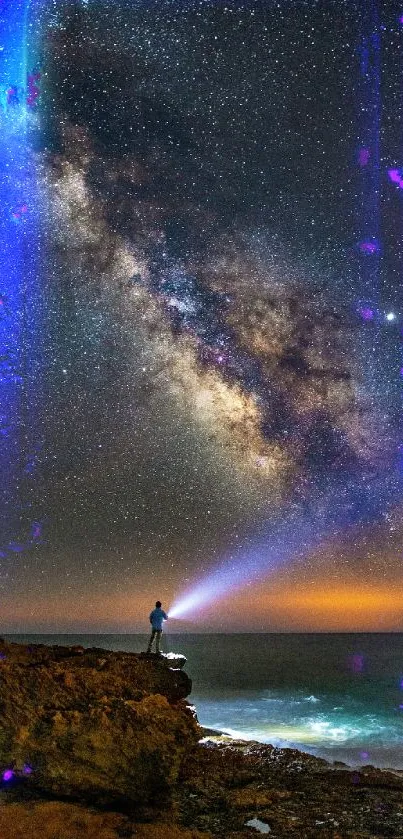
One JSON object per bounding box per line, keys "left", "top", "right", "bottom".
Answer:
{"left": 5, "top": 0, "right": 403, "bottom": 632}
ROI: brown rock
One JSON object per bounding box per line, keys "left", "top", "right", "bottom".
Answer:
{"left": 177, "top": 740, "right": 403, "bottom": 837}
{"left": 231, "top": 787, "right": 292, "bottom": 808}
{"left": 0, "top": 801, "right": 135, "bottom": 839}
{"left": 0, "top": 801, "right": 213, "bottom": 839}
{"left": 0, "top": 641, "right": 198, "bottom": 808}
{"left": 135, "top": 825, "right": 211, "bottom": 839}
{"left": 2, "top": 640, "right": 403, "bottom": 837}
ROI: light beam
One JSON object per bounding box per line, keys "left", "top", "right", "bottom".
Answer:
{"left": 169, "top": 473, "right": 399, "bottom": 620}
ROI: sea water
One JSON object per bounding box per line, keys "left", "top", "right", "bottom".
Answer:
{"left": 6, "top": 633, "right": 403, "bottom": 771}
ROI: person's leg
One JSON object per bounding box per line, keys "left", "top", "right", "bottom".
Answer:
{"left": 147, "top": 628, "right": 156, "bottom": 652}
{"left": 155, "top": 630, "right": 162, "bottom": 654}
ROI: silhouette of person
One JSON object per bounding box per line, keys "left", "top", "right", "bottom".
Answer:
{"left": 147, "top": 600, "right": 168, "bottom": 654}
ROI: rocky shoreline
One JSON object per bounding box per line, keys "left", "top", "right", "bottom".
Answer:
{"left": 0, "top": 640, "right": 402, "bottom": 838}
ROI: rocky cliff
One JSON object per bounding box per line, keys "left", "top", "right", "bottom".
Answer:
{"left": 0, "top": 639, "right": 198, "bottom": 808}
{"left": 0, "top": 640, "right": 403, "bottom": 839}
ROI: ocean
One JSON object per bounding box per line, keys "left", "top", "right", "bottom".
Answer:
{"left": 5, "top": 633, "right": 403, "bottom": 771}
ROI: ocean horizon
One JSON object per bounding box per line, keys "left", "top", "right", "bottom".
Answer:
{"left": 4, "top": 631, "right": 403, "bottom": 634}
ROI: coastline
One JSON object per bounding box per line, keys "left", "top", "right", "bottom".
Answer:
{"left": 199, "top": 726, "right": 403, "bottom": 778}
{"left": 2, "top": 732, "right": 403, "bottom": 837}
{"left": 178, "top": 733, "right": 403, "bottom": 837}
{"left": 9, "top": 632, "right": 401, "bottom": 775}
{"left": 0, "top": 639, "right": 402, "bottom": 837}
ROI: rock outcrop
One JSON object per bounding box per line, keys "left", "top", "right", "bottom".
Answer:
{"left": 1, "top": 641, "right": 403, "bottom": 838}
{"left": 0, "top": 639, "right": 198, "bottom": 808}
{"left": 178, "top": 739, "right": 403, "bottom": 837}
{"left": 0, "top": 801, "right": 211, "bottom": 839}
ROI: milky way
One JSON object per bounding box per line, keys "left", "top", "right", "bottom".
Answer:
{"left": 3, "top": 0, "right": 403, "bottom": 631}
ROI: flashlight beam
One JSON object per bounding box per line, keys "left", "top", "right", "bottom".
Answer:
{"left": 169, "top": 472, "right": 401, "bottom": 620}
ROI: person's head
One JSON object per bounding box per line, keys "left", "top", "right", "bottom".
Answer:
{"left": 155, "top": 600, "right": 162, "bottom": 608}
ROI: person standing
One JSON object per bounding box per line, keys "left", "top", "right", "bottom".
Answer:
{"left": 147, "top": 600, "right": 168, "bottom": 654}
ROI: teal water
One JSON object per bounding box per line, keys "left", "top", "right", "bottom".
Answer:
{"left": 5, "top": 633, "right": 403, "bottom": 770}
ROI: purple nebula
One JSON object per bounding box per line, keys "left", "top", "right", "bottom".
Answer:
{"left": 358, "top": 240, "right": 380, "bottom": 255}
{"left": 357, "top": 306, "right": 374, "bottom": 321}
{"left": 388, "top": 168, "right": 403, "bottom": 188}
{"left": 358, "top": 148, "right": 370, "bottom": 167}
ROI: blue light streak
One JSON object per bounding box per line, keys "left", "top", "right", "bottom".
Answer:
{"left": 169, "top": 513, "right": 317, "bottom": 619}
{"left": 169, "top": 473, "right": 400, "bottom": 619}
{"left": 0, "top": 0, "right": 43, "bottom": 553}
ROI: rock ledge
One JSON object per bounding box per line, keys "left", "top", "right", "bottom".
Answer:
{"left": 0, "top": 639, "right": 197, "bottom": 807}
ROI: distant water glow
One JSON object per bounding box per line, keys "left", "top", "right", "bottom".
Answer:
{"left": 194, "top": 679, "right": 402, "bottom": 769}
{"left": 204, "top": 719, "right": 368, "bottom": 747}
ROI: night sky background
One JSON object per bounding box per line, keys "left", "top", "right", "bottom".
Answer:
{"left": 6, "top": 0, "right": 403, "bottom": 632}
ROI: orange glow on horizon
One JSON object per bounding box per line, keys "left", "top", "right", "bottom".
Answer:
{"left": 0, "top": 588, "right": 176, "bottom": 632}
{"left": 275, "top": 585, "right": 403, "bottom": 612}
{"left": 2, "top": 577, "right": 403, "bottom": 633}
{"left": 230, "top": 582, "right": 403, "bottom": 631}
